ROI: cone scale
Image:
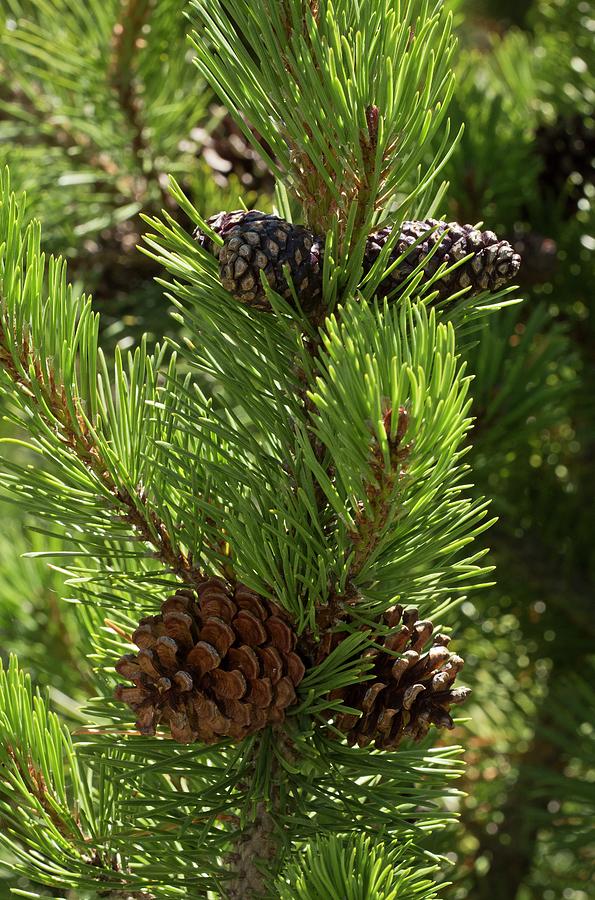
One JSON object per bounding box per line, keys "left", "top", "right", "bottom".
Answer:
{"left": 115, "top": 579, "right": 305, "bottom": 744}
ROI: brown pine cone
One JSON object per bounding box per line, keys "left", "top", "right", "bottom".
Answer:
{"left": 364, "top": 219, "right": 522, "bottom": 300}
{"left": 194, "top": 210, "right": 324, "bottom": 311}
{"left": 115, "top": 579, "right": 306, "bottom": 744}
{"left": 326, "top": 605, "right": 470, "bottom": 749}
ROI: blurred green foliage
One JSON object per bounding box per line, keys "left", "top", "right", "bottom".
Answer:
{"left": 437, "top": 1, "right": 594, "bottom": 897}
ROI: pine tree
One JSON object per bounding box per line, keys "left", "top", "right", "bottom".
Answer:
{"left": 1, "top": 0, "right": 591, "bottom": 898}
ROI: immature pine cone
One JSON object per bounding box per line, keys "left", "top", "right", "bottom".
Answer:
{"left": 115, "top": 580, "right": 305, "bottom": 744}
{"left": 196, "top": 211, "right": 520, "bottom": 310}
{"left": 327, "top": 605, "right": 470, "bottom": 749}
{"left": 364, "top": 219, "right": 522, "bottom": 300}
{"left": 195, "top": 210, "right": 324, "bottom": 310}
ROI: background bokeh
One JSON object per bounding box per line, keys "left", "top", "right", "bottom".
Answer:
{"left": 0, "top": 0, "right": 593, "bottom": 897}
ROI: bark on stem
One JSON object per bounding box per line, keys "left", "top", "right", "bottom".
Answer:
{"left": 226, "top": 801, "right": 281, "bottom": 899}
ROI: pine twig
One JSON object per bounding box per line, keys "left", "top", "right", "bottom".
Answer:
{"left": 224, "top": 733, "right": 290, "bottom": 899}
{"left": 226, "top": 801, "right": 281, "bottom": 899}
{"left": 347, "top": 405, "right": 411, "bottom": 579}
{"left": 0, "top": 318, "right": 203, "bottom": 587}
{"left": 3, "top": 746, "right": 152, "bottom": 893}
{"left": 5, "top": 744, "right": 80, "bottom": 841}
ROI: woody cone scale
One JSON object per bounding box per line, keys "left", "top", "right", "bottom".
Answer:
{"left": 115, "top": 579, "right": 305, "bottom": 744}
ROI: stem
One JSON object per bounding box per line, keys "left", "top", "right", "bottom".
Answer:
{"left": 226, "top": 801, "right": 281, "bottom": 899}
{"left": 223, "top": 733, "right": 288, "bottom": 899}
{"left": 4, "top": 748, "right": 151, "bottom": 894}
{"left": 347, "top": 407, "right": 410, "bottom": 579}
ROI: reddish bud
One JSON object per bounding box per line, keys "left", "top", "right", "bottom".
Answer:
{"left": 366, "top": 105, "right": 380, "bottom": 146}
{"left": 382, "top": 406, "right": 409, "bottom": 445}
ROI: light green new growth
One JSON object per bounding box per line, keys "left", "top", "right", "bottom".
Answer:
{"left": 278, "top": 834, "right": 444, "bottom": 899}
{"left": 0, "top": 656, "right": 128, "bottom": 893}
{"left": 190, "top": 0, "right": 459, "bottom": 257}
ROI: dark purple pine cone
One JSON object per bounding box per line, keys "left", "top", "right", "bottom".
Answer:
{"left": 364, "top": 218, "right": 522, "bottom": 300}
{"left": 196, "top": 211, "right": 520, "bottom": 311}
{"left": 195, "top": 210, "right": 324, "bottom": 311}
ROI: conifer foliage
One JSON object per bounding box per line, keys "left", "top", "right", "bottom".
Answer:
{"left": 0, "top": 1, "right": 537, "bottom": 897}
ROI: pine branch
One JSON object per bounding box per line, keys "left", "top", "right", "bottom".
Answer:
{"left": 190, "top": 0, "right": 457, "bottom": 253}
{"left": 346, "top": 405, "right": 411, "bottom": 579}
{"left": 0, "top": 1, "right": 501, "bottom": 888}
{"left": 0, "top": 178, "right": 228, "bottom": 590}
{"left": 0, "top": 657, "right": 156, "bottom": 895}
{"left": 0, "top": 313, "right": 201, "bottom": 586}
{"left": 1, "top": 2, "right": 209, "bottom": 251}
{"left": 226, "top": 801, "right": 281, "bottom": 899}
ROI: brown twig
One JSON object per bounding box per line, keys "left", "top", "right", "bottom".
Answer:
{"left": 303, "top": 407, "right": 411, "bottom": 656}
{"left": 224, "top": 733, "right": 290, "bottom": 899}
{"left": 347, "top": 406, "right": 411, "bottom": 578}
{"left": 6, "top": 745, "right": 80, "bottom": 840}
{"left": 5, "top": 746, "right": 152, "bottom": 897}
{"left": 226, "top": 801, "right": 281, "bottom": 899}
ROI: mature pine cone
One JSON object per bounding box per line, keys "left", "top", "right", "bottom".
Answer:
{"left": 115, "top": 579, "right": 306, "bottom": 744}
{"left": 364, "top": 219, "right": 522, "bottom": 300}
{"left": 325, "top": 605, "right": 470, "bottom": 749}
{"left": 195, "top": 210, "right": 324, "bottom": 310}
